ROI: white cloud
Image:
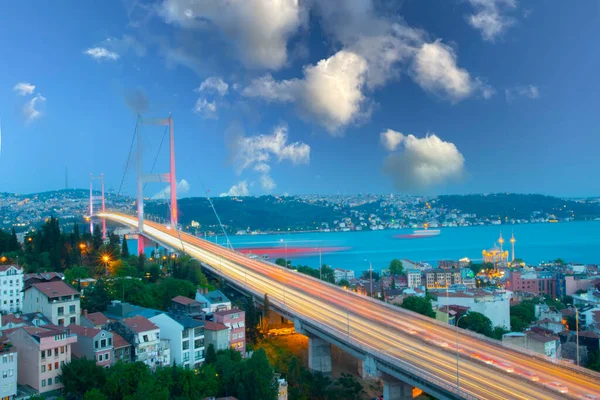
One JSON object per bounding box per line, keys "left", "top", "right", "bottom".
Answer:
{"left": 84, "top": 47, "right": 120, "bottom": 61}
{"left": 243, "top": 50, "right": 368, "bottom": 132}
{"left": 197, "top": 77, "right": 229, "bottom": 96}
{"left": 466, "top": 0, "right": 517, "bottom": 42}
{"left": 380, "top": 129, "right": 404, "bottom": 151}
{"left": 152, "top": 179, "right": 191, "bottom": 199}
{"left": 23, "top": 94, "right": 46, "bottom": 123}
{"left": 412, "top": 40, "right": 475, "bottom": 102}
{"left": 480, "top": 83, "right": 496, "bottom": 99}
{"left": 159, "top": 0, "right": 304, "bottom": 70}
{"left": 253, "top": 163, "right": 271, "bottom": 173}
{"left": 220, "top": 181, "right": 249, "bottom": 197}
{"left": 260, "top": 174, "right": 276, "bottom": 191}
{"left": 13, "top": 82, "right": 35, "bottom": 96}
{"left": 505, "top": 84, "right": 540, "bottom": 102}
{"left": 193, "top": 98, "right": 218, "bottom": 118}
{"left": 382, "top": 131, "right": 465, "bottom": 191}
{"left": 231, "top": 125, "right": 310, "bottom": 172}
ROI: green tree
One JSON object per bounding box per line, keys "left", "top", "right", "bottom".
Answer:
{"left": 59, "top": 358, "right": 107, "bottom": 397}
{"left": 83, "top": 389, "right": 108, "bottom": 400}
{"left": 554, "top": 258, "right": 565, "bottom": 265}
{"left": 103, "top": 362, "right": 153, "bottom": 399}
{"left": 338, "top": 279, "right": 350, "bottom": 288}
{"left": 81, "top": 278, "right": 111, "bottom": 313}
{"left": 320, "top": 264, "right": 335, "bottom": 283}
{"left": 400, "top": 296, "right": 435, "bottom": 318}
{"left": 389, "top": 259, "right": 404, "bottom": 275}
{"left": 275, "top": 258, "right": 287, "bottom": 267}
{"left": 205, "top": 344, "right": 217, "bottom": 364}
{"left": 244, "top": 296, "right": 261, "bottom": 343}
{"left": 121, "top": 238, "right": 130, "bottom": 258}
{"left": 587, "top": 351, "right": 600, "bottom": 372}
{"left": 492, "top": 326, "right": 509, "bottom": 340}
{"left": 458, "top": 312, "right": 493, "bottom": 337}
{"left": 510, "top": 299, "right": 538, "bottom": 331}
{"left": 65, "top": 265, "right": 88, "bottom": 292}
{"left": 237, "top": 348, "right": 278, "bottom": 400}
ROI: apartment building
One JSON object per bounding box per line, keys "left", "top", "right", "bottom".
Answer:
{"left": 214, "top": 308, "right": 246, "bottom": 355}
{"left": 112, "top": 316, "right": 169, "bottom": 369}
{"left": 204, "top": 321, "right": 230, "bottom": 352}
{"left": 7, "top": 326, "right": 76, "bottom": 395}
{"left": 0, "top": 265, "right": 24, "bottom": 314}
{"left": 0, "top": 338, "right": 17, "bottom": 400}
{"left": 68, "top": 325, "right": 114, "bottom": 368}
{"left": 22, "top": 281, "right": 80, "bottom": 327}
{"left": 150, "top": 313, "right": 205, "bottom": 369}
{"left": 406, "top": 269, "right": 422, "bottom": 289}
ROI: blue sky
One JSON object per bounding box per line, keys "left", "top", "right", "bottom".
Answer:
{"left": 0, "top": 1, "right": 599, "bottom": 197}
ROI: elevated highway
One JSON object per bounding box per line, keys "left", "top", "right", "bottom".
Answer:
{"left": 101, "top": 212, "right": 600, "bottom": 400}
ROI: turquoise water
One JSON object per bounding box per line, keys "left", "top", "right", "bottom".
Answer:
{"left": 224, "top": 221, "right": 600, "bottom": 272}
{"left": 132, "top": 221, "right": 600, "bottom": 273}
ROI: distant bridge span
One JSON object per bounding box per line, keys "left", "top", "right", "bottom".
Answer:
{"left": 101, "top": 212, "right": 600, "bottom": 400}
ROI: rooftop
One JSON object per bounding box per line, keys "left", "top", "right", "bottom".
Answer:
{"left": 84, "top": 312, "right": 110, "bottom": 326}
{"left": 122, "top": 315, "right": 158, "bottom": 333}
{"left": 0, "top": 265, "right": 22, "bottom": 272}
{"left": 162, "top": 312, "right": 205, "bottom": 329}
{"left": 204, "top": 321, "right": 229, "bottom": 331}
{"left": 68, "top": 324, "right": 101, "bottom": 338}
{"left": 30, "top": 281, "right": 79, "bottom": 298}
{"left": 24, "top": 272, "right": 64, "bottom": 281}
{"left": 213, "top": 308, "right": 244, "bottom": 317}
{"left": 111, "top": 331, "right": 131, "bottom": 349}
{"left": 171, "top": 295, "right": 199, "bottom": 306}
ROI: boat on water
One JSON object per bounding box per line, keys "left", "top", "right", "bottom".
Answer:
{"left": 395, "top": 229, "right": 441, "bottom": 239}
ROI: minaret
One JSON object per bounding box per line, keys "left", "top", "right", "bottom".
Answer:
{"left": 510, "top": 232, "right": 516, "bottom": 262}
{"left": 498, "top": 232, "right": 505, "bottom": 254}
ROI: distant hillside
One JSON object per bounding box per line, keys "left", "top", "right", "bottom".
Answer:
{"left": 146, "top": 196, "right": 345, "bottom": 232}
{"left": 437, "top": 194, "right": 600, "bottom": 220}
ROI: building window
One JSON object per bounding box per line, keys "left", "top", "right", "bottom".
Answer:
{"left": 48, "top": 378, "right": 52, "bottom": 386}
{"left": 55, "top": 362, "right": 59, "bottom": 369}
{"left": 182, "top": 352, "right": 190, "bottom": 362}
{"left": 101, "top": 339, "right": 106, "bottom": 348}
{"left": 2, "top": 370, "right": 7, "bottom": 378}
{"left": 58, "top": 318, "right": 64, "bottom": 326}
{"left": 8, "top": 354, "right": 13, "bottom": 362}
{"left": 69, "top": 305, "right": 76, "bottom": 314}
{"left": 41, "top": 350, "right": 45, "bottom": 360}
{"left": 55, "top": 376, "right": 59, "bottom": 385}
{"left": 42, "top": 380, "right": 46, "bottom": 388}
{"left": 194, "top": 350, "right": 202, "bottom": 361}
{"left": 104, "top": 353, "right": 110, "bottom": 360}
{"left": 98, "top": 354, "right": 102, "bottom": 362}
{"left": 95, "top": 340, "right": 99, "bottom": 349}
{"left": 57, "top": 306, "right": 64, "bottom": 316}
{"left": 108, "top": 338, "right": 112, "bottom": 346}
{"left": 41, "top": 364, "right": 46, "bottom": 373}
{"left": 54, "top": 348, "right": 58, "bottom": 357}
{"left": 194, "top": 327, "right": 203, "bottom": 336}
{"left": 182, "top": 341, "right": 189, "bottom": 350}
{"left": 70, "top": 317, "right": 76, "bottom": 324}
{"left": 61, "top": 346, "right": 65, "bottom": 354}
{"left": 143, "top": 335, "right": 148, "bottom": 342}
{"left": 194, "top": 338, "right": 204, "bottom": 348}
{"left": 48, "top": 364, "right": 52, "bottom": 371}
{"left": 182, "top": 329, "right": 189, "bottom": 338}
{"left": 8, "top": 369, "right": 13, "bottom": 377}
{"left": 1, "top": 356, "right": 6, "bottom": 364}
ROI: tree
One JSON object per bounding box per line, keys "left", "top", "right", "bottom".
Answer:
{"left": 81, "top": 278, "right": 111, "bottom": 313}
{"left": 587, "top": 351, "right": 600, "bottom": 372}
{"left": 205, "top": 344, "right": 217, "bottom": 364}
{"left": 458, "top": 312, "right": 493, "bottom": 337}
{"left": 103, "top": 362, "right": 153, "bottom": 399}
{"left": 237, "top": 348, "right": 278, "bottom": 400}
{"left": 83, "top": 389, "right": 108, "bottom": 400}
{"left": 338, "top": 279, "right": 350, "bottom": 288}
{"left": 244, "top": 296, "right": 261, "bottom": 343}
{"left": 60, "top": 358, "right": 107, "bottom": 397}
{"left": 275, "top": 258, "right": 287, "bottom": 267}
{"left": 121, "top": 238, "right": 130, "bottom": 258}
{"left": 400, "top": 296, "right": 435, "bottom": 318}
{"left": 389, "top": 259, "right": 404, "bottom": 275}
{"left": 65, "top": 265, "right": 88, "bottom": 292}
{"left": 510, "top": 299, "right": 538, "bottom": 331}
{"left": 320, "top": 264, "right": 335, "bottom": 283}
{"left": 492, "top": 326, "right": 509, "bottom": 340}
{"left": 554, "top": 258, "right": 565, "bottom": 265}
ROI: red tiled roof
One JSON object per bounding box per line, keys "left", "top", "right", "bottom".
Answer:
{"left": 30, "top": 281, "right": 79, "bottom": 297}
{"left": 0, "top": 265, "right": 22, "bottom": 273}
{"left": 1, "top": 314, "right": 24, "bottom": 327}
{"left": 204, "top": 321, "right": 228, "bottom": 331}
{"left": 23, "top": 325, "right": 67, "bottom": 338}
{"left": 85, "top": 312, "right": 110, "bottom": 326}
{"left": 122, "top": 316, "right": 158, "bottom": 333}
{"left": 111, "top": 332, "right": 131, "bottom": 349}
{"left": 213, "top": 308, "right": 243, "bottom": 317}
{"left": 171, "top": 296, "right": 197, "bottom": 305}
{"left": 68, "top": 324, "right": 100, "bottom": 338}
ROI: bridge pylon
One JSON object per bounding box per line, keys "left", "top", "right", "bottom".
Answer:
{"left": 136, "top": 115, "right": 178, "bottom": 255}
{"left": 89, "top": 173, "right": 107, "bottom": 240}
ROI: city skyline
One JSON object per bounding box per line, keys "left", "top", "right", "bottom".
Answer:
{"left": 1, "top": 1, "right": 599, "bottom": 197}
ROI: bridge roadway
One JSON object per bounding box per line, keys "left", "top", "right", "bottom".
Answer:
{"left": 101, "top": 212, "right": 600, "bottom": 400}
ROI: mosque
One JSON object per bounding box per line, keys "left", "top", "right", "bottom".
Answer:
{"left": 482, "top": 232, "right": 516, "bottom": 265}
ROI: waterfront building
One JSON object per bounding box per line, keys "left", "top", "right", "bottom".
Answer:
{"left": 0, "top": 265, "right": 24, "bottom": 313}
{"left": 333, "top": 268, "right": 355, "bottom": 284}
{"left": 406, "top": 270, "right": 422, "bottom": 289}
{"left": 482, "top": 245, "right": 509, "bottom": 265}
{"left": 509, "top": 270, "right": 557, "bottom": 298}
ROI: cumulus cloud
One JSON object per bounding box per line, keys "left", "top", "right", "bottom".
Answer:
{"left": 230, "top": 125, "right": 310, "bottom": 172}
{"left": 412, "top": 40, "right": 476, "bottom": 102}
{"left": 197, "top": 77, "right": 229, "bottom": 96}
{"left": 23, "top": 94, "right": 46, "bottom": 124}
{"left": 260, "top": 174, "right": 276, "bottom": 191}
{"left": 243, "top": 50, "right": 368, "bottom": 132}
{"left": 220, "top": 181, "right": 249, "bottom": 197}
{"left": 13, "top": 82, "right": 35, "bottom": 96}
{"left": 380, "top": 129, "right": 404, "bottom": 151}
{"left": 505, "top": 84, "right": 540, "bottom": 102}
{"left": 466, "top": 0, "right": 518, "bottom": 41}
{"left": 381, "top": 131, "right": 465, "bottom": 191}
{"left": 84, "top": 47, "right": 120, "bottom": 61}
{"left": 159, "top": 0, "right": 304, "bottom": 70}
{"left": 153, "top": 179, "right": 191, "bottom": 199}
{"left": 193, "top": 98, "right": 218, "bottom": 119}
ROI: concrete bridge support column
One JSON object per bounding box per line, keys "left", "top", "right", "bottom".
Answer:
{"left": 383, "top": 375, "right": 413, "bottom": 400}
{"left": 358, "top": 354, "right": 378, "bottom": 379}
{"left": 308, "top": 336, "right": 332, "bottom": 376}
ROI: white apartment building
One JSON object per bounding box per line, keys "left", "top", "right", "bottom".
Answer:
{"left": 117, "top": 316, "right": 170, "bottom": 369}
{"left": 437, "top": 290, "right": 513, "bottom": 330}
{"left": 333, "top": 268, "right": 355, "bottom": 284}
{"left": 150, "top": 313, "right": 205, "bottom": 370}
{"left": 22, "top": 281, "right": 80, "bottom": 327}
{"left": 406, "top": 269, "right": 422, "bottom": 289}
{"left": 0, "top": 342, "right": 17, "bottom": 400}
{"left": 0, "top": 265, "right": 24, "bottom": 313}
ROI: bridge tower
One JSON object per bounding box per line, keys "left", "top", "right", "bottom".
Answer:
{"left": 136, "top": 115, "right": 178, "bottom": 255}
{"left": 89, "top": 174, "right": 107, "bottom": 240}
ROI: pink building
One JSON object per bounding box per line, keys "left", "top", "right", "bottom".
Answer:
{"left": 214, "top": 308, "right": 246, "bottom": 356}
{"left": 68, "top": 324, "right": 114, "bottom": 368}
{"left": 7, "top": 325, "right": 76, "bottom": 395}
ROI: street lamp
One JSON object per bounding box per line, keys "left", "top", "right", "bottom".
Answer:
{"left": 365, "top": 259, "right": 373, "bottom": 297}
{"left": 455, "top": 314, "right": 467, "bottom": 391}
{"left": 567, "top": 304, "right": 580, "bottom": 366}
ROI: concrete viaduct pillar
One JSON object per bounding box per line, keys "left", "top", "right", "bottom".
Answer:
{"left": 382, "top": 373, "right": 414, "bottom": 400}
{"left": 358, "top": 354, "right": 378, "bottom": 379}
{"left": 308, "top": 336, "right": 332, "bottom": 376}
